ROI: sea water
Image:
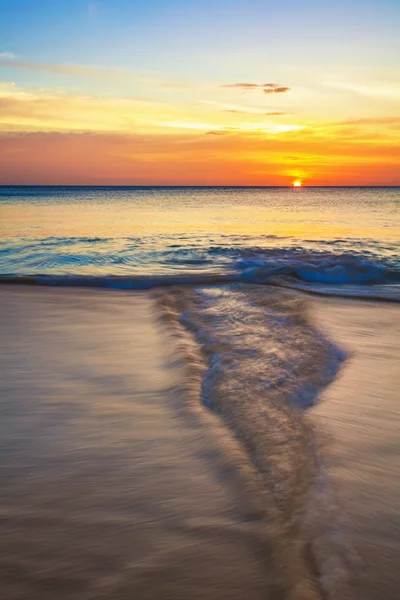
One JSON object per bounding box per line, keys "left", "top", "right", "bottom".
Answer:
{"left": 1, "top": 186, "right": 399, "bottom": 295}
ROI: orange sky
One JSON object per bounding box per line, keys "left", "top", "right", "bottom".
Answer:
{"left": 1, "top": 127, "right": 399, "bottom": 186}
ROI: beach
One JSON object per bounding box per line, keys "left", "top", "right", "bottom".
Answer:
{"left": 2, "top": 0, "right": 400, "bottom": 595}
{"left": 0, "top": 285, "right": 277, "bottom": 600}
{"left": 311, "top": 297, "right": 400, "bottom": 600}
{"left": 0, "top": 284, "right": 399, "bottom": 600}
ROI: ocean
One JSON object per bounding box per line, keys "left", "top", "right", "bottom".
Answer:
{"left": 1, "top": 186, "right": 399, "bottom": 297}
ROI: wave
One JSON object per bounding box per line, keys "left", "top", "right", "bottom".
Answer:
{"left": 1, "top": 233, "right": 400, "bottom": 302}
{"left": 1, "top": 271, "right": 399, "bottom": 303}
{"left": 1, "top": 236, "right": 399, "bottom": 286}
{"left": 154, "top": 283, "right": 353, "bottom": 599}
{"left": 240, "top": 255, "right": 398, "bottom": 285}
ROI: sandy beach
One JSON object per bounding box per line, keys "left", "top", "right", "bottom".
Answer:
{"left": 0, "top": 286, "right": 270, "bottom": 600}
{"left": 0, "top": 285, "right": 399, "bottom": 600}
{"left": 311, "top": 297, "right": 400, "bottom": 600}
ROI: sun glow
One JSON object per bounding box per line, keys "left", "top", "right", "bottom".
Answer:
{"left": 293, "top": 180, "right": 302, "bottom": 187}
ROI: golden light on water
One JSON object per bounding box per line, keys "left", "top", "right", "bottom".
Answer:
{"left": 293, "top": 180, "right": 302, "bottom": 187}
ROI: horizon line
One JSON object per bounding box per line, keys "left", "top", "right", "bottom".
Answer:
{"left": 1, "top": 184, "right": 399, "bottom": 188}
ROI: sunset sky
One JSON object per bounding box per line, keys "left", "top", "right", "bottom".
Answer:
{"left": 1, "top": 0, "right": 399, "bottom": 185}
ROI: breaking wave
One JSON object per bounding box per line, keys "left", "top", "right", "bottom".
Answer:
{"left": 1, "top": 233, "right": 399, "bottom": 296}
{"left": 1, "top": 244, "right": 399, "bottom": 302}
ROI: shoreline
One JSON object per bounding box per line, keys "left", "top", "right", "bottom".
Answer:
{"left": 0, "top": 276, "right": 399, "bottom": 304}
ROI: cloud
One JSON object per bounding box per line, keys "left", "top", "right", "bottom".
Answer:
{"left": 324, "top": 82, "right": 400, "bottom": 97}
{"left": 3, "top": 83, "right": 295, "bottom": 140}
{"left": 225, "top": 109, "right": 291, "bottom": 116}
{"left": 0, "top": 83, "right": 176, "bottom": 133}
{"left": 340, "top": 116, "right": 400, "bottom": 127}
{"left": 0, "top": 57, "right": 132, "bottom": 78}
{"left": 0, "top": 52, "right": 16, "bottom": 60}
{"left": 263, "top": 111, "right": 291, "bottom": 115}
{"left": 0, "top": 56, "right": 197, "bottom": 91}
{"left": 220, "top": 83, "right": 290, "bottom": 94}
{"left": 263, "top": 85, "right": 290, "bottom": 94}
{"left": 199, "top": 100, "right": 292, "bottom": 116}
{"left": 312, "top": 117, "right": 400, "bottom": 141}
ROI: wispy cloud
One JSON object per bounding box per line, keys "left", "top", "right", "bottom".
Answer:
{"left": 0, "top": 80, "right": 305, "bottom": 137}
{"left": 220, "top": 83, "right": 290, "bottom": 94}
{"left": 341, "top": 116, "right": 400, "bottom": 127}
{"left": 0, "top": 56, "right": 132, "bottom": 78}
{"left": 0, "top": 55, "right": 200, "bottom": 93}
{"left": 225, "top": 109, "right": 291, "bottom": 116}
{"left": 204, "top": 130, "right": 228, "bottom": 135}
{"left": 325, "top": 82, "right": 400, "bottom": 97}
{"left": 0, "top": 82, "right": 175, "bottom": 133}
{"left": 153, "top": 120, "right": 304, "bottom": 135}
{"left": 199, "top": 100, "right": 292, "bottom": 115}
{"left": 0, "top": 52, "right": 16, "bottom": 60}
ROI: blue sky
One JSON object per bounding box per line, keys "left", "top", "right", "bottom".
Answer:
{"left": 1, "top": 0, "right": 399, "bottom": 82}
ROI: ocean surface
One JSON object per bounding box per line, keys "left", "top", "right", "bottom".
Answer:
{"left": 1, "top": 186, "right": 399, "bottom": 297}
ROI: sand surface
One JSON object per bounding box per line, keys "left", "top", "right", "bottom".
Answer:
{"left": 0, "top": 286, "right": 269, "bottom": 600}
{"left": 311, "top": 297, "right": 400, "bottom": 600}
{"left": 1, "top": 286, "right": 399, "bottom": 600}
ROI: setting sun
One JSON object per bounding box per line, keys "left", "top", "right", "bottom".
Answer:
{"left": 293, "top": 180, "right": 302, "bottom": 187}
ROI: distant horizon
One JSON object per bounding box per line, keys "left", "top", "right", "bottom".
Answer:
{"left": 1, "top": 184, "right": 400, "bottom": 189}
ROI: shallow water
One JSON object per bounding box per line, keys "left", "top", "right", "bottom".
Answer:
{"left": 156, "top": 283, "right": 351, "bottom": 599}
{"left": 1, "top": 187, "right": 399, "bottom": 292}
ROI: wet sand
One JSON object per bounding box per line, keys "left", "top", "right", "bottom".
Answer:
{"left": 1, "top": 286, "right": 399, "bottom": 600}
{"left": 0, "top": 286, "right": 269, "bottom": 600}
{"left": 311, "top": 298, "right": 400, "bottom": 600}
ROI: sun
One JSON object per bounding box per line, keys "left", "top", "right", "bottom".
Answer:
{"left": 293, "top": 180, "right": 302, "bottom": 187}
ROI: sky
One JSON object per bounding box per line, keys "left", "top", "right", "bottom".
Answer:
{"left": 0, "top": 0, "right": 399, "bottom": 185}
